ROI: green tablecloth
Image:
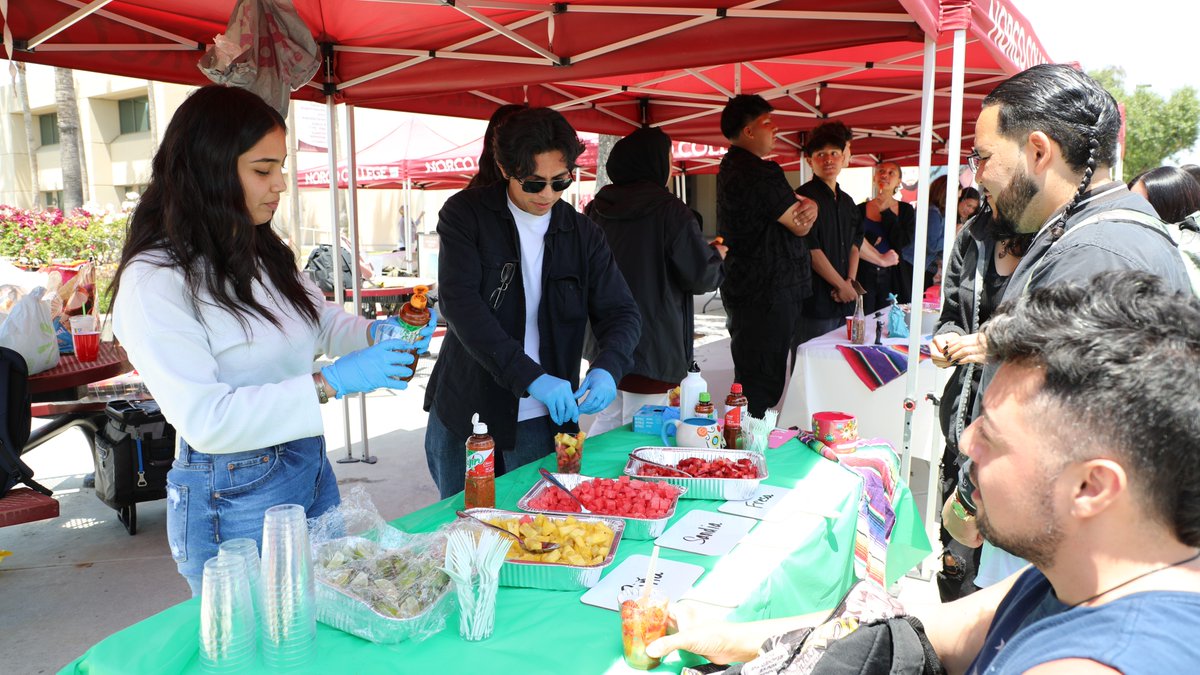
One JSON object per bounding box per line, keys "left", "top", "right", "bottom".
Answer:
{"left": 64, "top": 429, "right": 930, "bottom": 674}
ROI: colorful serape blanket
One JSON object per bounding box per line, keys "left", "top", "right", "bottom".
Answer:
{"left": 799, "top": 433, "right": 902, "bottom": 588}
{"left": 835, "top": 343, "right": 931, "bottom": 392}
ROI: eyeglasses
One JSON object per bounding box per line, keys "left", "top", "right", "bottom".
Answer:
{"left": 489, "top": 262, "right": 516, "bottom": 310}
{"left": 966, "top": 150, "right": 988, "bottom": 173}
{"left": 513, "top": 175, "right": 574, "bottom": 194}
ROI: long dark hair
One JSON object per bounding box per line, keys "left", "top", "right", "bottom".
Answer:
{"left": 983, "top": 64, "right": 1121, "bottom": 238}
{"left": 467, "top": 103, "right": 526, "bottom": 189}
{"left": 110, "top": 85, "right": 319, "bottom": 329}
{"left": 1129, "top": 166, "right": 1200, "bottom": 224}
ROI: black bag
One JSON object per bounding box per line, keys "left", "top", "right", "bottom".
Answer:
{"left": 92, "top": 399, "right": 176, "bottom": 534}
{"left": 303, "top": 244, "right": 355, "bottom": 293}
{"left": 0, "top": 347, "right": 51, "bottom": 498}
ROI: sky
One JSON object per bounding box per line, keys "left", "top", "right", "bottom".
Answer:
{"left": 1012, "top": 0, "right": 1199, "bottom": 165}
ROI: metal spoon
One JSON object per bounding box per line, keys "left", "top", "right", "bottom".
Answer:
{"left": 537, "top": 468, "right": 592, "bottom": 514}
{"left": 628, "top": 452, "right": 694, "bottom": 478}
{"left": 455, "top": 510, "right": 560, "bottom": 554}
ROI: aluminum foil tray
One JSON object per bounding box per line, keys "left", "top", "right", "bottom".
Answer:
{"left": 315, "top": 570, "right": 453, "bottom": 644}
{"left": 461, "top": 508, "right": 624, "bottom": 591}
{"left": 624, "top": 447, "right": 768, "bottom": 501}
{"left": 516, "top": 473, "right": 687, "bottom": 540}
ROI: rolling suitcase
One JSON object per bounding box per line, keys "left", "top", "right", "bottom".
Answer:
{"left": 92, "top": 400, "right": 176, "bottom": 534}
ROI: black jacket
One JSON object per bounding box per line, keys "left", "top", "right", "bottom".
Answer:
{"left": 424, "top": 183, "right": 641, "bottom": 448}
{"left": 584, "top": 181, "right": 724, "bottom": 384}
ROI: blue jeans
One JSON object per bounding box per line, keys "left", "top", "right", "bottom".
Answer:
{"left": 166, "top": 435, "right": 340, "bottom": 596}
{"left": 424, "top": 407, "right": 553, "bottom": 499}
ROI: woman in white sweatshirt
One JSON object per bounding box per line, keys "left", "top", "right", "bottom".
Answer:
{"left": 111, "top": 86, "right": 430, "bottom": 594}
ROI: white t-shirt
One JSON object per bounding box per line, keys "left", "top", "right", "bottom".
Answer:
{"left": 113, "top": 253, "right": 370, "bottom": 454}
{"left": 975, "top": 541, "right": 1030, "bottom": 587}
{"left": 507, "top": 196, "right": 552, "bottom": 422}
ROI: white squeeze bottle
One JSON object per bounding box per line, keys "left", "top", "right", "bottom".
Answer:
{"left": 679, "top": 362, "right": 708, "bottom": 422}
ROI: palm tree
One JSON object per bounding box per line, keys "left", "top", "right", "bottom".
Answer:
{"left": 54, "top": 67, "right": 85, "bottom": 211}
{"left": 15, "top": 63, "right": 42, "bottom": 208}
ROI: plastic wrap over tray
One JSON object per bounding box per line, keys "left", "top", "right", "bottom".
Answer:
{"left": 624, "top": 447, "right": 768, "bottom": 501}
{"left": 462, "top": 508, "right": 624, "bottom": 591}
{"left": 516, "top": 472, "right": 686, "bottom": 540}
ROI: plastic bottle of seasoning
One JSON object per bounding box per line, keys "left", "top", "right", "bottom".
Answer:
{"left": 723, "top": 383, "right": 748, "bottom": 449}
{"left": 464, "top": 413, "right": 495, "bottom": 510}
{"left": 694, "top": 392, "right": 715, "bottom": 420}
{"left": 850, "top": 295, "right": 866, "bottom": 345}
{"left": 679, "top": 362, "right": 707, "bottom": 422}
{"left": 395, "top": 286, "right": 432, "bottom": 381}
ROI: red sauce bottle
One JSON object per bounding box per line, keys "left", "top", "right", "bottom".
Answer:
{"left": 464, "top": 413, "right": 495, "bottom": 510}
{"left": 723, "top": 383, "right": 748, "bottom": 449}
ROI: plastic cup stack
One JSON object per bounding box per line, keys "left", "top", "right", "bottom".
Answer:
{"left": 259, "top": 504, "right": 317, "bottom": 670}
{"left": 218, "top": 538, "right": 262, "bottom": 624}
{"left": 199, "top": 555, "right": 257, "bottom": 673}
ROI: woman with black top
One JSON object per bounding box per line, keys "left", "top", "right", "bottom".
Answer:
{"left": 856, "top": 161, "right": 909, "bottom": 312}
{"left": 929, "top": 204, "right": 1032, "bottom": 602}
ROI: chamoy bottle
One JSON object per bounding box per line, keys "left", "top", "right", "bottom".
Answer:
{"left": 723, "top": 383, "right": 748, "bottom": 449}
{"left": 694, "top": 392, "right": 715, "bottom": 420}
{"left": 393, "top": 285, "right": 432, "bottom": 382}
{"left": 464, "top": 413, "right": 495, "bottom": 510}
{"left": 679, "top": 362, "right": 707, "bottom": 422}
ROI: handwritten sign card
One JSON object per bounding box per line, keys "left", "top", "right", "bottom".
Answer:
{"left": 580, "top": 554, "right": 705, "bottom": 611}
{"left": 717, "top": 485, "right": 792, "bottom": 520}
{"left": 654, "top": 509, "right": 757, "bottom": 556}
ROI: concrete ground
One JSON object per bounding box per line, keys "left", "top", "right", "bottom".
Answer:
{"left": 0, "top": 294, "right": 938, "bottom": 674}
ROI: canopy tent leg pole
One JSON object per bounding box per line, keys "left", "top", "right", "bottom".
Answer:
{"left": 900, "top": 35, "right": 937, "bottom": 578}
{"left": 285, "top": 100, "right": 303, "bottom": 259}
{"left": 325, "top": 94, "right": 357, "bottom": 465}
{"left": 344, "top": 104, "right": 375, "bottom": 464}
{"left": 403, "top": 178, "right": 413, "bottom": 264}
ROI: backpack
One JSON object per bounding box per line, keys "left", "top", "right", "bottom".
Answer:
{"left": 0, "top": 347, "right": 52, "bottom": 498}
{"left": 1027, "top": 208, "right": 1200, "bottom": 298}
{"left": 303, "top": 244, "right": 355, "bottom": 293}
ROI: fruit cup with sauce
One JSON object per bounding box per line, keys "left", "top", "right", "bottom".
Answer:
{"left": 618, "top": 585, "right": 669, "bottom": 670}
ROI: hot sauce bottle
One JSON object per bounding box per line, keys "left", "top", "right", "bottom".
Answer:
{"left": 464, "top": 413, "right": 495, "bottom": 510}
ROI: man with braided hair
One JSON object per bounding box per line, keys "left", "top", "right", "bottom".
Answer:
{"left": 942, "top": 63, "right": 1191, "bottom": 588}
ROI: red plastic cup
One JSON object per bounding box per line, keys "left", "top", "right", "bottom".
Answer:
{"left": 69, "top": 316, "right": 100, "bottom": 362}
{"left": 72, "top": 331, "right": 100, "bottom": 362}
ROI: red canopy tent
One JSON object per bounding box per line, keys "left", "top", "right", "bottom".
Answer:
{"left": 2, "top": 0, "right": 1053, "bottom": 502}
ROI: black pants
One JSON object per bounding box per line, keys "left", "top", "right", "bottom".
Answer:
{"left": 937, "top": 447, "right": 982, "bottom": 602}
{"left": 726, "top": 300, "right": 803, "bottom": 418}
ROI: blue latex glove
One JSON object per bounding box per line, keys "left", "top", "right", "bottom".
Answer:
{"left": 574, "top": 368, "right": 616, "bottom": 415}
{"left": 321, "top": 341, "right": 416, "bottom": 398}
{"left": 370, "top": 308, "right": 439, "bottom": 355}
{"left": 528, "top": 374, "right": 579, "bottom": 425}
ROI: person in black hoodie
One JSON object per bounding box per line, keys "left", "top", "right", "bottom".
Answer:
{"left": 584, "top": 128, "right": 725, "bottom": 435}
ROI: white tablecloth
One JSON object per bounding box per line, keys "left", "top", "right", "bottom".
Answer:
{"left": 778, "top": 310, "right": 941, "bottom": 464}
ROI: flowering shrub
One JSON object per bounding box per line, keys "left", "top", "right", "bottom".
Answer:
{"left": 0, "top": 205, "right": 127, "bottom": 269}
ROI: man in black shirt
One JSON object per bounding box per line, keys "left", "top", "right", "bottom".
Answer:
{"left": 795, "top": 120, "right": 863, "bottom": 343}
{"left": 716, "top": 94, "right": 818, "bottom": 416}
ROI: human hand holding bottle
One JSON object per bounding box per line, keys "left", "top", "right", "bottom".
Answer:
{"left": 528, "top": 374, "right": 579, "bottom": 425}
{"left": 321, "top": 341, "right": 415, "bottom": 398}
{"left": 370, "top": 308, "right": 439, "bottom": 354}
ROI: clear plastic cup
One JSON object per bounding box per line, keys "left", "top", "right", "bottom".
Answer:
{"left": 199, "top": 555, "right": 257, "bottom": 673}
{"left": 618, "top": 585, "right": 669, "bottom": 670}
{"left": 219, "top": 539, "right": 262, "bottom": 622}
{"left": 259, "top": 505, "right": 316, "bottom": 668}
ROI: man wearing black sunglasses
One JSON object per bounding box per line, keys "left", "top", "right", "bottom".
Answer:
{"left": 423, "top": 107, "right": 641, "bottom": 499}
